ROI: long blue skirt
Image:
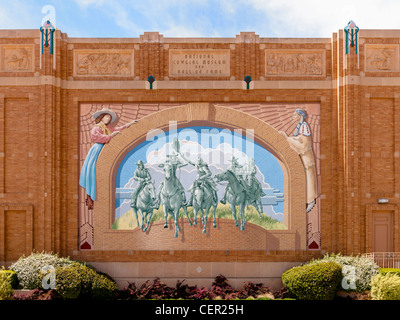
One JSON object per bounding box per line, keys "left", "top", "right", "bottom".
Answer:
{"left": 79, "top": 143, "right": 104, "bottom": 201}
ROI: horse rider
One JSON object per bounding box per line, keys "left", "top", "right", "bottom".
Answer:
{"left": 244, "top": 158, "right": 265, "bottom": 200}
{"left": 157, "top": 153, "right": 188, "bottom": 207}
{"left": 183, "top": 156, "right": 218, "bottom": 207}
{"left": 131, "top": 160, "right": 152, "bottom": 209}
{"left": 220, "top": 156, "right": 249, "bottom": 204}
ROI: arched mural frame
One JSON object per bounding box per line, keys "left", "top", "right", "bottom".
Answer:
{"left": 93, "top": 103, "right": 307, "bottom": 251}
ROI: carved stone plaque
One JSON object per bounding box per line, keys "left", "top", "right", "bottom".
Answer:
{"left": 73, "top": 50, "right": 134, "bottom": 76}
{"left": 365, "top": 44, "right": 399, "bottom": 72}
{"left": 265, "top": 50, "right": 325, "bottom": 76}
{"left": 169, "top": 49, "right": 230, "bottom": 77}
{"left": 1, "top": 45, "right": 34, "bottom": 72}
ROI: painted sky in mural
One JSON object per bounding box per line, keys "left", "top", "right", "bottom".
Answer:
{"left": 114, "top": 125, "right": 285, "bottom": 229}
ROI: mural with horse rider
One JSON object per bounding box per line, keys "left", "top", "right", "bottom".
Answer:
{"left": 112, "top": 126, "right": 286, "bottom": 238}
{"left": 78, "top": 104, "right": 320, "bottom": 248}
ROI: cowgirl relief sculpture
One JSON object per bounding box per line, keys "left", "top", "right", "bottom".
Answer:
{"left": 279, "top": 109, "right": 318, "bottom": 213}
{"left": 79, "top": 107, "right": 138, "bottom": 210}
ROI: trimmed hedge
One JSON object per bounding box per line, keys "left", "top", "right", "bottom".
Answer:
{"left": 371, "top": 272, "right": 400, "bottom": 300}
{"left": 0, "top": 272, "right": 14, "bottom": 300}
{"left": 55, "top": 264, "right": 82, "bottom": 299}
{"left": 0, "top": 270, "right": 18, "bottom": 289}
{"left": 55, "top": 263, "right": 117, "bottom": 300}
{"left": 282, "top": 262, "right": 342, "bottom": 300}
{"left": 91, "top": 270, "right": 118, "bottom": 300}
{"left": 379, "top": 268, "right": 400, "bottom": 277}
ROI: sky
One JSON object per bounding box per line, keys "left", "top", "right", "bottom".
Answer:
{"left": 1, "top": 0, "right": 400, "bottom": 38}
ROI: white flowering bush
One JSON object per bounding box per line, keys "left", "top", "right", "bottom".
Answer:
{"left": 9, "top": 251, "right": 75, "bottom": 289}
{"left": 307, "top": 253, "right": 379, "bottom": 292}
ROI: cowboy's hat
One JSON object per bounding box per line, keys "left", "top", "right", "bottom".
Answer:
{"left": 93, "top": 108, "right": 118, "bottom": 124}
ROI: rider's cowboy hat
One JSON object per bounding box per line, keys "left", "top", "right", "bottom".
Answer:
{"left": 93, "top": 108, "right": 118, "bottom": 124}
{"left": 135, "top": 160, "right": 145, "bottom": 166}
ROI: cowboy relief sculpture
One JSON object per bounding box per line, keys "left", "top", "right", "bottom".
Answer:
{"left": 243, "top": 158, "right": 266, "bottom": 217}
{"left": 279, "top": 109, "right": 318, "bottom": 213}
{"left": 112, "top": 125, "right": 286, "bottom": 238}
{"left": 176, "top": 138, "right": 219, "bottom": 234}
{"left": 123, "top": 136, "right": 278, "bottom": 238}
{"left": 125, "top": 139, "right": 272, "bottom": 238}
{"left": 156, "top": 141, "right": 193, "bottom": 238}
{"left": 130, "top": 160, "right": 158, "bottom": 232}
{"left": 79, "top": 107, "right": 138, "bottom": 210}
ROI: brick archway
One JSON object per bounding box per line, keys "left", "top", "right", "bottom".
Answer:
{"left": 93, "top": 103, "right": 307, "bottom": 251}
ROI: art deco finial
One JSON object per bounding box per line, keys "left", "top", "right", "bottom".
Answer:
{"left": 40, "top": 20, "right": 55, "bottom": 54}
{"left": 344, "top": 20, "right": 359, "bottom": 54}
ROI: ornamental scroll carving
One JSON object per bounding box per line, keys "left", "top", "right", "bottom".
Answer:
{"left": 1, "top": 45, "right": 34, "bottom": 72}
{"left": 265, "top": 50, "right": 325, "bottom": 76}
{"left": 74, "top": 50, "right": 134, "bottom": 76}
{"left": 365, "top": 44, "right": 399, "bottom": 72}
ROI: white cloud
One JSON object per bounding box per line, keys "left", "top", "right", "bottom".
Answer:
{"left": 245, "top": 0, "right": 400, "bottom": 37}
{"left": 0, "top": 1, "right": 37, "bottom": 29}
{"left": 107, "top": 2, "right": 141, "bottom": 34}
{"left": 161, "top": 22, "right": 208, "bottom": 38}
{"left": 73, "top": 0, "right": 106, "bottom": 8}
{"left": 2, "top": 1, "right": 400, "bottom": 39}
{"left": 146, "top": 138, "right": 251, "bottom": 167}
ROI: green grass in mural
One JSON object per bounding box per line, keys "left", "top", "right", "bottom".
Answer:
{"left": 112, "top": 203, "right": 286, "bottom": 230}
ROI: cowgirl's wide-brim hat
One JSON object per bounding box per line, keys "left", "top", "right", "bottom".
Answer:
{"left": 93, "top": 108, "right": 118, "bottom": 124}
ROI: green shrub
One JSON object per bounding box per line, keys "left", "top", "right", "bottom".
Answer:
{"left": 0, "top": 273, "right": 14, "bottom": 300}
{"left": 55, "top": 264, "right": 82, "bottom": 299}
{"left": 75, "top": 264, "right": 117, "bottom": 300}
{"left": 379, "top": 268, "right": 400, "bottom": 277}
{"left": 54, "top": 263, "right": 116, "bottom": 300}
{"left": 9, "top": 251, "right": 74, "bottom": 289}
{"left": 76, "top": 264, "right": 98, "bottom": 299}
{"left": 370, "top": 273, "right": 400, "bottom": 300}
{"left": 282, "top": 262, "right": 342, "bottom": 300}
{"left": 91, "top": 272, "right": 118, "bottom": 300}
{"left": 0, "top": 270, "right": 18, "bottom": 289}
{"left": 307, "top": 253, "right": 379, "bottom": 292}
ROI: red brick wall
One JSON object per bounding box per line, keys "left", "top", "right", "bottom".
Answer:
{"left": 0, "top": 29, "right": 399, "bottom": 267}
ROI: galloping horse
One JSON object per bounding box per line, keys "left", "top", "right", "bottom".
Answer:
{"left": 131, "top": 180, "right": 157, "bottom": 232}
{"left": 215, "top": 169, "right": 247, "bottom": 231}
{"left": 192, "top": 180, "right": 218, "bottom": 234}
{"left": 245, "top": 175, "right": 265, "bottom": 218}
{"left": 158, "top": 161, "right": 192, "bottom": 238}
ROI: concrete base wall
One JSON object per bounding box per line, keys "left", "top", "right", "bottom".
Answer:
{"left": 87, "top": 261, "right": 301, "bottom": 290}
{"left": 1, "top": 259, "right": 303, "bottom": 290}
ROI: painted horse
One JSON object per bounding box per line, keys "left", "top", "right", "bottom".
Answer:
{"left": 158, "top": 161, "right": 192, "bottom": 238}
{"left": 245, "top": 175, "right": 265, "bottom": 218}
{"left": 192, "top": 179, "right": 218, "bottom": 234}
{"left": 131, "top": 179, "right": 158, "bottom": 232}
{"left": 215, "top": 169, "right": 247, "bottom": 231}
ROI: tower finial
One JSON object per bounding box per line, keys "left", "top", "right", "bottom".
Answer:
{"left": 344, "top": 20, "right": 359, "bottom": 55}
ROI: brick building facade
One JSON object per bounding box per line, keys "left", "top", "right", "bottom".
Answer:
{"left": 0, "top": 26, "right": 399, "bottom": 288}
